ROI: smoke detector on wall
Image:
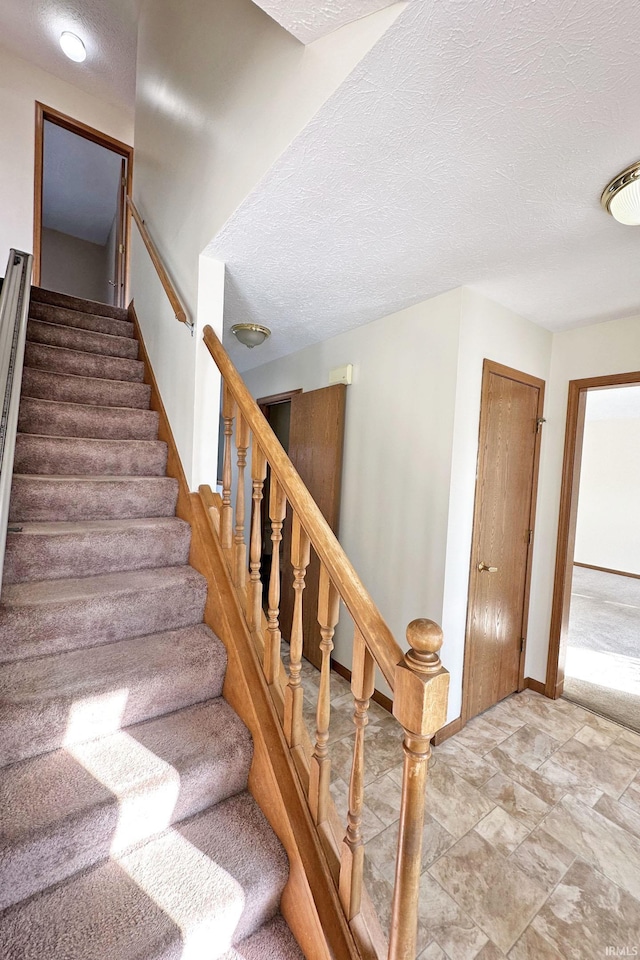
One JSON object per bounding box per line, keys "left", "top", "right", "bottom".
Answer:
{"left": 601, "top": 161, "right": 640, "bottom": 225}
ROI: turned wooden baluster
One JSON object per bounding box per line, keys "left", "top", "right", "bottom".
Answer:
{"left": 284, "top": 513, "right": 311, "bottom": 748}
{"left": 389, "top": 619, "right": 449, "bottom": 960}
{"left": 264, "top": 476, "right": 286, "bottom": 685}
{"left": 233, "top": 411, "right": 250, "bottom": 590}
{"left": 221, "top": 381, "right": 235, "bottom": 553}
{"left": 339, "top": 627, "right": 374, "bottom": 921}
{"left": 248, "top": 442, "right": 267, "bottom": 633}
{"left": 309, "top": 564, "right": 340, "bottom": 825}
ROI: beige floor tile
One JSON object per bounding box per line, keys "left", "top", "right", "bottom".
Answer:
{"left": 543, "top": 794, "right": 640, "bottom": 901}
{"left": 329, "top": 777, "right": 385, "bottom": 843}
{"left": 508, "top": 825, "right": 574, "bottom": 891}
{"left": 386, "top": 762, "right": 405, "bottom": 788}
{"left": 532, "top": 858, "right": 640, "bottom": 960}
{"left": 363, "top": 857, "right": 393, "bottom": 932}
{"left": 365, "top": 813, "right": 455, "bottom": 884}
{"left": 429, "top": 831, "right": 547, "bottom": 954}
{"left": 573, "top": 724, "right": 618, "bottom": 749}
{"left": 489, "top": 725, "right": 561, "bottom": 771}
{"left": 542, "top": 735, "right": 637, "bottom": 799}
{"left": 433, "top": 738, "right": 498, "bottom": 788}
{"left": 417, "top": 872, "right": 489, "bottom": 960}
{"left": 568, "top": 704, "right": 628, "bottom": 739}
{"left": 425, "top": 762, "right": 496, "bottom": 838}
{"left": 361, "top": 772, "right": 402, "bottom": 826}
{"left": 482, "top": 772, "right": 550, "bottom": 830}
{"left": 595, "top": 792, "right": 640, "bottom": 841}
{"left": 533, "top": 758, "right": 604, "bottom": 807}
{"left": 497, "top": 692, "right": 584, "bottom": 743}
{"left": 621, "top": 773, "right": 640, "bottom": 814}
{"left": 453, "top": 715, "right": 513, "bottom": 756}
{"left": 475, "top": 942, "right": 506, "bottom": 959}
{"left": 417, "top": 942, "right": 448, "bottom": 960}
{"left": 474, "top": 806, "right": 530, "bottom": 857}
{"left": 486, "top": 749, "right": 566, "bottom": 807}
{"left": 507, "top": 924, "right": 565, "bottom": 959}
{"left": 482, "top": 700, "right": 526, "bottom": 735}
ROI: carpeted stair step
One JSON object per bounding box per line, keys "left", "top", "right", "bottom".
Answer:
{"left": 29, "top": 300, "right": 135, "bottom": 339}
{"left": 14, "top": 434, "right": 167, "bottom": 476}
{"left": 3, "top": 517, "right": 191, "bottom": 583}
{"left": 31, "top": 285, "right": 128, "bottom": 322}
{"left": 0, "top": 565, "right": 207, "bottom": 662}
{"left": 27, "top": 319, "right": 139, "bottom": 361}
{"left": 0, "top": 698, "right": 253, "bottom": 909}
{"left": 18, "top": 397, "right": 159, "bottom": 441}
{"left": 0, "top": 792, "right": 289, "bottom": 960}
{"left": 24, "top": 341, "right": 144, "bottom": 382}
{"left": 21, "top": 367, "right": 151, "bottom": 409}
{"left": 0, "top": 623, "right": 226, "bottom": 765}
{"left": 9, "top": 475, "right": 179, "bottom": 522}
{"left": 222, "top": 916, "right": 304, "bottom": 960}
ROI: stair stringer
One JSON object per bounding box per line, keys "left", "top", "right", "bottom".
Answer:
{"left": 130, "top": 304, "right": 363, "bottom": 960}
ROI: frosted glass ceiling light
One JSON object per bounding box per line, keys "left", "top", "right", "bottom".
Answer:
{"left": 231, "top": 323, "right": 271, "bottom": 348}
{"left": 601, "top": 161, "right": 640, "bottom": 225}
{"left": 60, "top": 31, "right": 86, "bottom": 63}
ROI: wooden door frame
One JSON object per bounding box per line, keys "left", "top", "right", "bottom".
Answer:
{"left": 461, "top": 359, "right": 546, "bottom": 725}
{"left": 545, "top": 369, "right": 640, "bottom": 699}
{"left": 33, "top": 102, "right": 134, "bottom": 304}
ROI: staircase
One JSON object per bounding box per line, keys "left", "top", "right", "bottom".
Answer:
{"left": 0, "top": 287, "right": 304, "bottom": 959}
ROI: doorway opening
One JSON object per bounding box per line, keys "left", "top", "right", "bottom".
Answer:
{"left": 547, "top": 374, "right": 640, "bottom": 733}
{"left": 34, "top": 103, "right": 133, "bottom": 307}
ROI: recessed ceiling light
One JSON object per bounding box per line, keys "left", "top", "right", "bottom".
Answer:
{"left": 601, "top": 161, "right": 640, "bottom": 225}
{"left": 59, "top": 31, "right": 86, "bottom": 63}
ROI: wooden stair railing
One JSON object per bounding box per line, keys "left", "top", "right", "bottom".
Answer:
{"left": 202, "top": 324, "right": 450, "bottom": 960}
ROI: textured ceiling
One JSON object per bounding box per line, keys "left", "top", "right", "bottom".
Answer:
{"left": 0, "top": 0, "right": 140, "bottom": 111}
{"left": 250, "top": 0, "right": 400, "bottom": 43}
{"left": 208, "top": 0, "right": 640, "bottom": 371}
{"left": 43, "top": 122, "right": 123, "bottom": 245}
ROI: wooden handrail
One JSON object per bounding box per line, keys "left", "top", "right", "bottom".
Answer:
{"left": 203, "top": 324, "right": 402, "bottom": 688}
{"left": 127, "top": 196, "right": 191, "bottom": 328}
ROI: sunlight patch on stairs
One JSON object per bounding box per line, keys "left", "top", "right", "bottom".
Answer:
{"left": 63, "top": 688, "right": 129, "bottom": 746}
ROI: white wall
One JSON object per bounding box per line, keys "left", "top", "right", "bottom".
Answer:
{"left": 441, "top": 289, "right": 553, "bottom": 721}
{"left": 527, "top": 314, "right": 640, "bottom": 683}
{"left": 244, "top": 290, "right": 462, "bottom": 681}
{"left": 574, "top": 417, "right": 640, "bottom": 575}
{"left": 131, "top": 0, "right": 402, "bottom": 486}
{"left": 0, "top": 47, "right": 132, "bottom": 269}
{"left": 40, "top": 227, "right": 109, "bottom": 302}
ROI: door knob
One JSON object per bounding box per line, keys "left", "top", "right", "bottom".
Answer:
{"left": 478, "top": 562, "right": 498, "bottom": 573}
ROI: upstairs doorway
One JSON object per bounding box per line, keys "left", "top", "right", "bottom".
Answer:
{"left": 33, "top": 103, "right": 133, "bottom": 307}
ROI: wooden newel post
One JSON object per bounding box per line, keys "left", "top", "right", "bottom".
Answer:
{"left": 389, "top": 619, "right": 449, "bottom": 960}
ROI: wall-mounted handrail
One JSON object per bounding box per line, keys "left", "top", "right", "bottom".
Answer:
{"left": 203, "top": 322, "right": 450, "bottom": 960}
{"left": 0, "top": 249, "right": 34, "bottom": 586}
{"left": 127, "top": 196, "right": 192, "bottom": 330}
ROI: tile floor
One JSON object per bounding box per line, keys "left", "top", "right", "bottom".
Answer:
{"left": 294, "top": 654, "right": 640, "bottom": 959}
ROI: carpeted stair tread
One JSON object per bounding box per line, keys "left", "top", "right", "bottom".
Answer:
{"left": 18, "top": 396, "right": 159, "bottom": 441}
{"left": 0, "top": 564, "right": 207, "bottom": 661}
{"left": 4, "top": 517, "right": 191, "bottom": 583}
{"left": 24, "top": 341, "right": 145, "bottom": 382}
{"left": 0, "top": 623, "right": 226, "bottom": 765}
{"left": 9, "top": 474, "right": 179, "bottom": 522}
{"left": 0, "top": 698, "right": 253, "bottom": 909}
{"left": 27, "top": 319, "right": 139, "bottom": 361}
{"left": 21, "top": 367, "right": 151, "bottom": 409}
{"left": 0, "top": 793, "right": 288, "bottom": 960}
{"left": 31, "top": 285, "right": 128, "bottom": 322}
{"left": 14, "top": 433, "right": 168, "bottom": 476}
{"left": 222, "top": 916, "right": 304, "bottom": 960}
{"left": 29, "top": 300, "right": 135, "bottom": 339}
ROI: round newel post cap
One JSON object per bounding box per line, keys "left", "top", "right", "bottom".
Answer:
{"left": 405, "top": 618, "right": 444, "bottom": 674}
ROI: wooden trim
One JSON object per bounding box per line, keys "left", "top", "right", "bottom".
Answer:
{"left": 258, "top": 389, "right": 302, "bottom": 409}
{"left": 33, "top": 103, "right": 133, "bottom": 299}
{"left": 331, "top": 658, "right": 393, "bottom": 714}
{"left": 432, "top": 715, "right": 464, "bottom": 746}
{"left": 127, "top": 197, "right": 189, "bottom": 327}
{"left": 525, "top": 677, "right": 546, "bottom": 695}
{"left": 130, "top": 303, "right": 358, "bottom": 960}
{"left": 574, "top": 561, "right": 640, "bottom": 581}
{"left": 461, "top": 359, "right": 545, "bottom": 723}
{"left": 546, "top": 369, "right": 640, "bottom": 698}
{"left": 203, "top": 324, "right": 404, "bottom": 691}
